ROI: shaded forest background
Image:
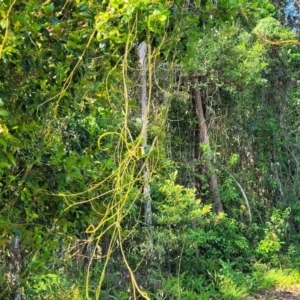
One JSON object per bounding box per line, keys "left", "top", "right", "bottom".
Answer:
{"left": 2, "top": 0, "right": 300, "bottom": 299}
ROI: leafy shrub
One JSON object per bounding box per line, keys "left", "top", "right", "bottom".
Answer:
{"left": 256, "top": 208, "right": 290, "bottom": 263}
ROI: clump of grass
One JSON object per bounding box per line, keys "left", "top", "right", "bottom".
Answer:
{"left": 215, "top": 262, "right": 300, "bottom": 300}
{"left": 219, "top": 278, "right": 248, "bottom": 300}
{"left": 265, "top": 268, "right": 300, "bottom": 292}
{"left": 251, "top": 263, "right": 300, "bottom": 294}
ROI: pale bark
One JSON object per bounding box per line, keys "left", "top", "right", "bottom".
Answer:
{"left": 9, "top": 235, "right": 22, "bottom": 300}
{"left": 192, "top": 78, "right": 224, "bottom": 213}
{"left": 138, "top": 42, "right": 152, "bottom": 226}
{"left": 229, "top": 173, "right": 252, "bottom": 223}
{"left": 271, "top": 162, "right": 285, "bottom": 204}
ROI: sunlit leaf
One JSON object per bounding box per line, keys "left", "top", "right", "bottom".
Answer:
{"left": 42, "top": 3, "right": 54, "bottom": 14}
{"left": 0, "top": 108, "right": 9, "bottom": 117}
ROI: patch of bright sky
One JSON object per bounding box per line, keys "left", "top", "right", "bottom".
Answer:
{"left": 284, "top": 0, "right": 298, "bottom": 30}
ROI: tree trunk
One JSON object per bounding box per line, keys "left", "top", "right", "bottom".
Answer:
{"left": 138, "top": 41, "right": 152, "bottom": 226}
{"left": 192, "top": 77, "right": 224, "bottom": 213}
{"left": 8, "top": 235, "right": 22, "bottom": 300}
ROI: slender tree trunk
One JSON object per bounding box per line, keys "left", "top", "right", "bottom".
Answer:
{"left": 9, "top": 235, "right": 22, "bottom": 300}
{"left": 192, "top": 91, "right": 202, "bottom": 192}
{"left": 192, "top": 77, "right": 224, "bottom": 213}
{"left": 138, "top": 41, "right": 152, "bottom": 226}
{"left": 190, "top": 108, "right": 200, "bottom": 259}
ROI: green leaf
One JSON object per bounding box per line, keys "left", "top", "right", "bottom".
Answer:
{"left": 128, "top": 101, "right": 138, "bottom": 108}
{"left": 63, "top": 222, "right": 68, "bottom": 233}
{"left": 12, "top": 14, "right": 26, "bottom": 25}
{"left": 147, "top": 19, "right": 160, "bottom": 33}
{"left": 77, "top": 3, "right": 89, "bottom": 12}
{"left": 50, "top": 17, "right": 60, "bottom": 24}
{"left": 126, "top": 6, "right": 135, "bottom": 16}
{"left": 0, "top": 19, "right": 9, "bottom": 29}
{"left": 0, "top": 108, "right": 9, "bottom": 117}
{"left": 42, "top": 3, "right": 54, "bottom": 14}
{"left": 0, "top": 161, "right": 9, "bottom": 169}
{"left": 6, "top": 152, "right": 16, "bottom": 166}
{"left": 6, "top": 135, "right": 19, "bottom": 144}
{"left": 0, "top": 138, "right": 7, "bottom": 147}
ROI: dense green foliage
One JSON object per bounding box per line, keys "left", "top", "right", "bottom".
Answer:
{"left": 2, "top": 0, "right": 300, "bottom": 299}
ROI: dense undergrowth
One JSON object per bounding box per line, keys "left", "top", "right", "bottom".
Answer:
{"left": 24, "top": 265, "right": 300, "bottom": 300}
{"left": 4, "top": 177, "right": 300, "bottom": 299}
{"left": 10, "top": 207, "right": 300, "bottom": 300}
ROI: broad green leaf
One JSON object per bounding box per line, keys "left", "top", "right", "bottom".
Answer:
{"left": 0, "top": 161, "right": 9, "bottom": 169}
{"left": 158, "top": 14, "right": 168, "bottom": 22}
{"left": 126, "top": 6, "right": 135, "bottom": 16}
{"left": 0, "top": 108, "right": 9, "bottom": 117}
{"left": 0, "top": 138, "right": 7, "bottom": 147}
{"left": 42, "top": 3, "right": 54, "bottom": 14}
{"left": 0, "top": 19, "right": 9, "bottom": 29}
{"left": 12, "top": 14, "right": 26, "bottom": 25}
{"left": 77, "top": 3, "right": 89, "bottom": 12}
